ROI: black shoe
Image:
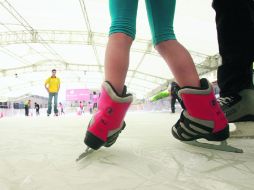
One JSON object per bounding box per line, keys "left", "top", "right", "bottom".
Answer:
{"left": 218, "top": 89, "right": 254, "bottom": 122}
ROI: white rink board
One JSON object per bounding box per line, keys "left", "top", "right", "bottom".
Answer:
{"left": 0, "top": 112, "right": 253, "bottom": 190}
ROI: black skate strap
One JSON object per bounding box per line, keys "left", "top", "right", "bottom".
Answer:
{"left": 173, "top": 111, "right": 213, "bottom": 141}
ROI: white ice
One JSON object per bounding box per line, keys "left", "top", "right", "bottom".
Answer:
{"left": 0, "top": 112, "right": 253, "bottom": 190}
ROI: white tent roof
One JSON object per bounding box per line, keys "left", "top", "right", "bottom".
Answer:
{"left": 0, "top": 0, "right": 220, "bottom": 101}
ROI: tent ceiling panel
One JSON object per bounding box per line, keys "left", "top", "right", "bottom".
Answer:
{"left": 135, "top": 1, "right": 152, "bottom": 40}
{"left": 174, "top": 0, "right": 218, "bottom": 55}
{"left": 4, "top": 44, "right": 34, "bottom": 57}
{"left": 0, "top": 4, "right": 22, "bottom": 32}
{"left": 128, "top": 84, "right": 154, "bottom": 94}
{"left": 85, "top": 1, "right": 110, "bottom": 33}
{"left": 0, "top": 48, "right": 29, "bottom": 69}
{"left": 95, "top": 46, "right": 106, "bottom": 67}
{"left": 44, "top": 44, "right": 100, "bottom": 66}
{"left": 8, "top": 0, "right": 85, "bottom": 30}
{"left": 129, "top": 51, "right": 147, "bottom": 71}
{"left": 175, "top": 18, "right": 218, "bottom": 55}
{"left": 2, "top": 43, "right": 68, "bottom": 64}
{"left": 0, "top": 23, "right": 24, "bottom": 32}
{"left": 138, "top": 55, "right": 172, "bottom": 79}
{"left": 130, "top": 78, "right": 158, "bottom": 89}
{"left": 0, "top": 76, "right": 23, "bottom": 88}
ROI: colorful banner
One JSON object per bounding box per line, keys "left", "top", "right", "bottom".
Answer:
{"left": 66, "top": 89, "right": 91, "bottom": 101}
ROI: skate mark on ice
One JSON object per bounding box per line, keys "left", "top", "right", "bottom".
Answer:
{"left": 171, "top": 155, "right": 185, "bottom": 180}
{"left": 203, "top": 159, "right": 246, "bottom": 173}
{"left": 171, "top": 148, "right": 253, "bottom": 175}
{"left": 182, "top": 148, "right": 250, "bottom": 173}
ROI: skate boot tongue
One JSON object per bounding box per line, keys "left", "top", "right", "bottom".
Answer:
{"left": 105, "top": 81, "right": 131, "bottom": 98}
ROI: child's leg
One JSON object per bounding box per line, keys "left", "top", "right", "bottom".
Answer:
{"left": 105, "top": 34, "right": 133, "bottom": 94}
{"left": 84, "top": 82, "right": 132, "bottom": 150}
{"left": 84, "top": 0, "right": 137, "bottom": 150}
{"left": 146, "top": 0, "right": 229, "bottom": 142}
{"left": 106, "top": 0, "right": 138, "bottom": 94}
{"left": 146, "top": 0, "right": 199, "bottom": 87}
{"left": 156, "top": 41, "right": 200, "bottom": 88}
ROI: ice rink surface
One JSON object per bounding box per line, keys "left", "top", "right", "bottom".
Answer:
{"left": 0, "top": 112, "right": 253, "bottom": 190}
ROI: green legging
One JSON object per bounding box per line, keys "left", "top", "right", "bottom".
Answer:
{"left": 109, "top": 0, "right": 176, "bottom": 45}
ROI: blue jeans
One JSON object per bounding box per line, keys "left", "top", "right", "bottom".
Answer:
{"left": 47, "top": 92, "right": 58, "bottom": 115}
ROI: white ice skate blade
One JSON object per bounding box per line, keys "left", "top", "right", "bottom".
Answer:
{"left": 76, "top": 147, "right": 94, "bottom": 162}
{"left": 184, "top": 140, "right": 243, "bottom": 153}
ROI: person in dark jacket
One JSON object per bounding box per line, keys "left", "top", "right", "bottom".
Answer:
{"left": 170, "top": 81, "right": 180, "bottom": 113}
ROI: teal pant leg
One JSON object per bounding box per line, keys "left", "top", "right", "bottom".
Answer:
{"left": 109, "top": 0, "right": 138, "bottom": 39}
{"left": 145, "top": 0, "right": 176, "bottom": 45}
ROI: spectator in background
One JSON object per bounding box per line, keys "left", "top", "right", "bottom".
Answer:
{"left": 34, "top": 102, "right": 40, "bottom": 116}
{"left": 59, "top": 102, "right": 65, "bottom": 115}
{"left": 45, "top": 69, "right": 60, "bottom": 116}
{"left": 92, "top": 91, "right": 98, "bottom": 111}
{"left": 169, "top": 81, "right": 180, "bottom": 113}
{"left": 88, "top": 101, "right": 93, "bottom": 114}
{"left": 24, "top": 99, "right": 31, "bottom": 116}
{"left": 79, "top": 101, "right": 84, "bottom": 114}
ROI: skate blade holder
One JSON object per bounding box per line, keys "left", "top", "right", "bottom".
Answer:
{"left": 76, "top": 147, "right": 95, "bottom": 162}
{"left": 184, "top": 140, "right": 243, "bottom": 153}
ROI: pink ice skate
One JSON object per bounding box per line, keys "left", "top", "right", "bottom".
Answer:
{"left": 84, "top": 81, "right": 133, "bottom": 150}
{"left": 172, "top": 78, "right": 243, "bottom": 153}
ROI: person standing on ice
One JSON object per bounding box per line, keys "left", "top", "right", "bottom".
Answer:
{"left": 44, "top": 69, "right": 61, "bottom": 116}
{"left": 59, "top": 102, "right": 65, "bottom": 115}
{"left": 82, "top": 0, "right": 242, "bottom": 153}
{"left": 24, "top": 99, "right": 31, "bottom": 117}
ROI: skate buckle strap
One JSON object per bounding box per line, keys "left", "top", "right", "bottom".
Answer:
{"left": 172, "top": 111, "right": 215, "bottom": 141}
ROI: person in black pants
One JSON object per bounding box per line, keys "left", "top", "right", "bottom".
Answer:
{"left": 34, "top": 102, "right": 40, "bottom": 116}
{"left": 170, "top": 81, "right": 180, "bottom": 113}
{"left": 213, "top": 0, "right": 254, "bottom": 122}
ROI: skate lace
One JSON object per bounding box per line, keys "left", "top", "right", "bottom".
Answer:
{"left": 217, "top": 96, "right": 235, "bottom": 106}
